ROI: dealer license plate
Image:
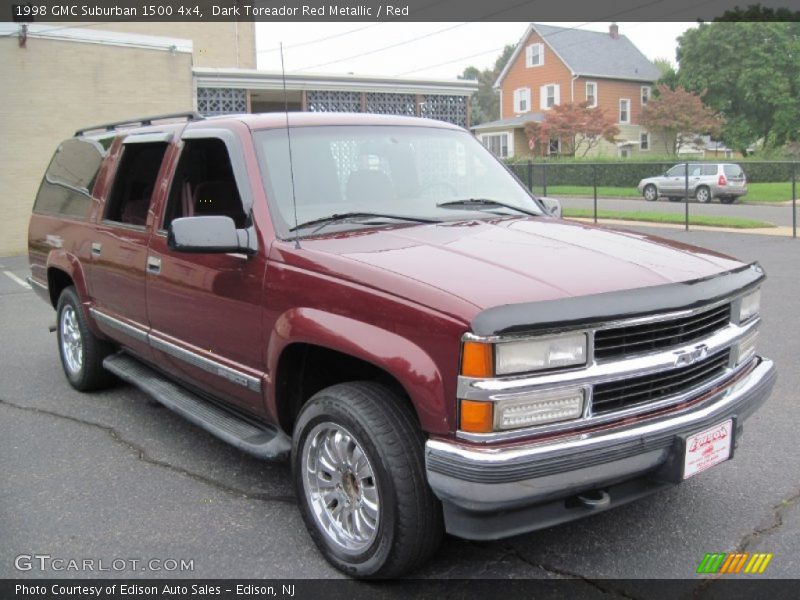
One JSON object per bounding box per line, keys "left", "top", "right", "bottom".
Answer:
{"left": 683, "top": 419, "right": 733, "bottom": 479}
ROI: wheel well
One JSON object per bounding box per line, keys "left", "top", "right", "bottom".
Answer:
{"left": 275, "top": 343, "right": 415, "bottom": 434}
{"left": 47, "top": 268, "right": 74, "bottom": 308}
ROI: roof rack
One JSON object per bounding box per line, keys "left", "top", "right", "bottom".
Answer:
{"left": 74, "top": 112, "right": 205, "bottom": 137}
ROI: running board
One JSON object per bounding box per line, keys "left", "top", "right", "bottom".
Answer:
{"left": 103, "top": 353, "right": 290, "bottom": 460}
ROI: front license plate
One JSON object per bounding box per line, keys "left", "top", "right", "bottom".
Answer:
{"left": 683, "top": 419, "right": 733, "bottom": 479}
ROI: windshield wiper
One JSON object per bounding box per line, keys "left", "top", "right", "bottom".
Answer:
{"left": 436, "top": 198, "right": 541, "bottom": 218}
{"left": 289, "top": 212, "right": 439, "bottom": 235}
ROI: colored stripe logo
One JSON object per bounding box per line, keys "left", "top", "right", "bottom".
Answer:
{"left": 697, "top": 552, "right": 773, "bottom": 574}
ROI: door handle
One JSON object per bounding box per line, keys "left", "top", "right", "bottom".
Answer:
{"left": 147, "top": 256, "right": 162, "bottom": 275}
{"left": 91, "top": 242, "right": 102, "bottom": 256}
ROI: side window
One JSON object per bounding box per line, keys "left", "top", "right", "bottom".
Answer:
{"left": 162, "top": 138, "right": 247, "bottom": 230}
{"left": 666, "top": 165, "right": 685, "bottom": 177}
{"left": 34, "top": 137, "right": 111, "bottom": 219}
{"left": 701, "top": 165, "right": 717, "bottom": 176}
{"left": 104, "top": 142, "right": 168, "bottom": 227}
{"left": 724, "top": 164, "right": 743, "bottom": 177}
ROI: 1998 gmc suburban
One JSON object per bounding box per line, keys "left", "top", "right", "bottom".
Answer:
{"left": 28, "top": 112, "right": 776, "bottom": 578}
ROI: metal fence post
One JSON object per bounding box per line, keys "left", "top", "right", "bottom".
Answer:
{"left": 792, "top": 162, "right": 797, "bottom": 239}
{"left": 543, "top": 162, "right": 548, "bottom": 197}
{"left": 527, "top": 159, "right": 533, "bottom": 192}
{"left": 684, "top": 162, "right": 690, "bottom": 232}
{"left": 593, "top": 164, "right": 598, "bottom": 224}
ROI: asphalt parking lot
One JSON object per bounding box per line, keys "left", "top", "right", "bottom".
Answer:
{"left": 1, "top": 226, "right": 798, "bottom": 592}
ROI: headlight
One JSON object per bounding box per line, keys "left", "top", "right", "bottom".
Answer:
{"left": 739, "top": 289, "right": 760, "bottom": 323}
{"left": 495, "top": 333, "right": 587, "bottom": 375}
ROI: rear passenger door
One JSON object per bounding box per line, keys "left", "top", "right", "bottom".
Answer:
{"left": 145, "top": 129, "right": 267, "bottom": 416}
{"left": 89, "top": 135, "right": 170, "bottom": 358}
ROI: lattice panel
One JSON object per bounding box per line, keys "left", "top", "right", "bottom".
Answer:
{"left": 197, "top": 87, "right": 247, "bottom": 116}
{"left": 365, "top": 93, "right": 416, "bottom": 116}
{"left": 420, "top": 95, "right": 467, "bottom": 127}
{"left": 307, "top": 91, "right": 361, "bottom": 113}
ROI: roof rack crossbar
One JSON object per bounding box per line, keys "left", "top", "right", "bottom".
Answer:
{"left": 75, "top": 112, "right": 205, "bottom": 136}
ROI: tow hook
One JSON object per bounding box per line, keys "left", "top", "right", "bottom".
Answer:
{"left": 575, "top": 489, "right": 611, "bottom": 509}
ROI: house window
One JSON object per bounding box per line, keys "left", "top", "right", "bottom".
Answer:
{"left": 724, "top": 149, "right": 733, "bottom": 158}
{"left": 641, "top": 86, "right": 651, "bottom": 105}
{"left": 540, "top": 84, "right": 560, "bottom": 109}
{"left": 585, "top": 82, "right": 597, "bottom": 108}
{"left": 513, "top": 88, "right": 531, "bottom": 114}
{"left": 619, "top": 148, "right": 630, "bottom": 159}
{"left": 619, "top": 99, "right": 630, "bottom": 123}
{"left": 640, "top": 132, "right": 650, "bottom": 151}
{"left": 548, "top": 138, "right": 561, "bottom": 155}
{"left": 480, "top": 132, "right": 512, "bottom": 158}
{"left": 526, "top": 43, "right": 544, "bottom": 68}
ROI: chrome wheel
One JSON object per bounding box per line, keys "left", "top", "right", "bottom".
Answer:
{"left": 302, "top": 422, "right": 380, "bottom": 553}
{"left": 696, "top": 186, "right": 711, "bottom": 203}
{"left": 60, "top": 305, "right": 83, "bottom": 375}
{"left": 643, "top": 184, "right": 657, "bottom": 201}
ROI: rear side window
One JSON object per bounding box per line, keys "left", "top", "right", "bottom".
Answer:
{"left": 33, "top": 137, "right": 110, "bottom": 219}
{"left": 724, "top": 164, "right": 744, "bottom": 177}
{"left": 104, "top": 142, "right": 169, "bottom": 227}
{"left": 701, "top": 165, "right": 717, "bottom": 176}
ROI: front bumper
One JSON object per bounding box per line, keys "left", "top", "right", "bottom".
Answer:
{"left": 425, "top": 357, "right": 776, "bottom": 540}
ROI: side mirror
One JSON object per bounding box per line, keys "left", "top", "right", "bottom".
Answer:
{"left": 538, "top": 196, "right": 562, "bottom": 218}
{"left": 168, "top": 216, "right": 256, "bottom": 254}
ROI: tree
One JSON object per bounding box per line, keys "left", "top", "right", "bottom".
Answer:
{"left": 653, "top": 58, "right": 679, "bottom": 91}
{"left": 639, "top": 85, "right": 723, "bottom": 155}
{"left": 459, "top": 44, "right": 515, "bottom": 125}
{"left": 676, "top": 21, "right": 800, "bottom": 152}
{"left": 524, "top": 102, "right": 620, "bottom": 157}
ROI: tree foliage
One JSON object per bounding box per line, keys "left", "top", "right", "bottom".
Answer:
{"left": 639, "top": 85, "right": 723, "bottom": 155}
{"left": 524, "top": 102, "right": 620, "bottom": 157}
{"left": 460, "top": 45, "right": 515, "bottom": 125}
{"left": 652, "top": 58, "right": 679, "bottom": 91}
{"left": 676, "top": 21, "right": 800, "bottom": 152}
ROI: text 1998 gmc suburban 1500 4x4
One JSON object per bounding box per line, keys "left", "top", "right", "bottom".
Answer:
{"left": 28, "top": 112, "right": 776, "bottom": 578}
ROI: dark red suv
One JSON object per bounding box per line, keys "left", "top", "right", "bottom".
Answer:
{"left": 28, "top": 112, "right": 775, "bottom": 577}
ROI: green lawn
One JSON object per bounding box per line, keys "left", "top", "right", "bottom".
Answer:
{"left": 543, "top": 182, "right": 795, "bottom": 203}
{"left": 562, "top": 208, "right": 774, "bottom": 229}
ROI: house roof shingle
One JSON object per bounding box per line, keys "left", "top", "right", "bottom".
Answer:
{"left": 496, "top": 23, "right": 662, "bottom": 87}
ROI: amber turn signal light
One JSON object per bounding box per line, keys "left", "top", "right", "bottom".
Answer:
{"left": 460, "top": 399, "right": 493, "bottom": 433}
{"left": 461, "top": 341, "right": 493, "bottom": 378}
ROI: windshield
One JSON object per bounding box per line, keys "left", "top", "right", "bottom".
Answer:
{"left": 253, "top": 125, "right": 542, "bottom": 238}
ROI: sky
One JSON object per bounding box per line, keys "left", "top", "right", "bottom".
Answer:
{"left": 255, "top": 22, "right": 697, "bottom": 79}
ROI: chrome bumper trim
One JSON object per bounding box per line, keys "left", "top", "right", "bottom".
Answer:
{"left": 426, "top": 357, "right": 775, "bottom": 513}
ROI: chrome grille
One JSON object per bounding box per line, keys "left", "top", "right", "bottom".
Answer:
{"left": 591, "top": 350, "right": 730, "bottom": 414}
{"left": 594, "top": 303, "right": 731, "bottom": 360}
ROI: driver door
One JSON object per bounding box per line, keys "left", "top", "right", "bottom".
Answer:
{"left": 145, "top": 130, "right": 267, "bottom": 416}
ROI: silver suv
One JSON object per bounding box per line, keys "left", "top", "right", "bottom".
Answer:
{"left": 638, "top": 163, "right": 748, "bottom": 204}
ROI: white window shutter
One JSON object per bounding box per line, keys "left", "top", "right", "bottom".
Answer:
{"left": 522, "top": 88, "right": 530, "bottom": 111}
{"left": 554, "top": 84, "right": 561, "bottom": 106}
{"left": 526, "top": 45, "right": 533, "bottom": 67}
{"left": 513, "top": 89, "right": 520, "bottom": 112}
{"left": 540, "top": 85, "right": 547, "bottom": 110}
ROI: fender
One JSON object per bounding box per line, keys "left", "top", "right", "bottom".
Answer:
{"left": 267, "top": 307, "right": 450, "bottom": 435}
{"left": 46, "top": 250, "right": 104, "bottom": 338}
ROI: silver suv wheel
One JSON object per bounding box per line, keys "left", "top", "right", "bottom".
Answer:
{"left": 60, "top": 305, "right": 84, "bottom": 375}
{"left": 301, "top": 422, "right": 380, "bottom": 554}
{"left": 643, "top": 184, "right": 658, "bottom": 201}
{"left": 696, "top": 186, "right": 711, "bottom": 203}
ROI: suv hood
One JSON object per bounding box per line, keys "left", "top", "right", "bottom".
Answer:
{"left": 282, "top": 217, "right": 744, "bottom": 320}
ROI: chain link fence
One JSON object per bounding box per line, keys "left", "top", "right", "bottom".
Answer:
{"left": 506, "top": 160, "right": 798, "bottom": 238}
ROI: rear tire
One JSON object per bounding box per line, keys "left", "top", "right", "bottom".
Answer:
{"left": 292, "top": 381, "right": 443, "bottom": 578}
{"left": 56, "top": 286, "right": 116, "bottom": 391}
{"left": 643, "top": 184, "right": 658, "bottom": 202}
{"left": 695, "top": 186, "right": 711, "bottom": 203}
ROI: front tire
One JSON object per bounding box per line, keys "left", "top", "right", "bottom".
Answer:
{"left": 292, "top": 381, "right": 443, "bottom": 578}
{"left": 695, "top": 186, "right": 711, "bottom": 203}
{"left": 56, "top": 286, "right": 115, "bottom": 391}
{"left": 643, "top": 184, "right": 658, "bottom": 201}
